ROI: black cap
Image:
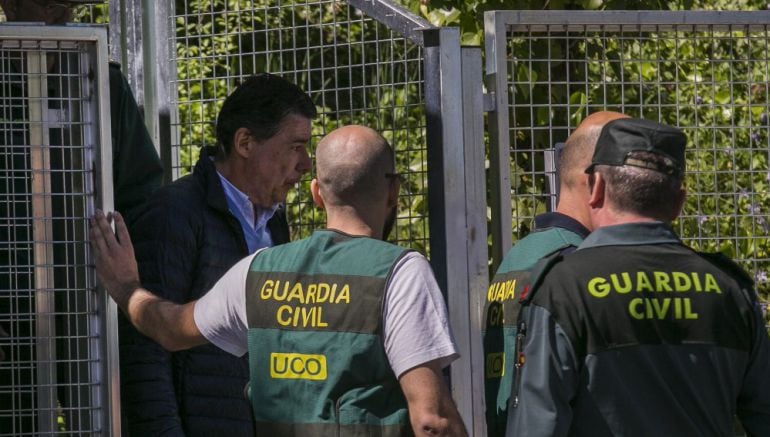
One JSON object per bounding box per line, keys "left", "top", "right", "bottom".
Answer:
{"left": 585, "top": 118, "right": 686, "bottom": 176}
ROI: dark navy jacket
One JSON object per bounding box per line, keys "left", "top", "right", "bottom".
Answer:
{"left": 119, "top": 148, "right": 290, "bottom": 436}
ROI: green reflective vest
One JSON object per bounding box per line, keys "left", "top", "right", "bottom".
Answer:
{"left": 245, "top": 230, "right": 413, "bottom": 437}
{"left": 483, "top": 227, "right": 583, "bottom": 437}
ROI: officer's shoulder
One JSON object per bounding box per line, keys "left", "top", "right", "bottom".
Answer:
{"left": 697, "top": 251, "right": 754, "bottom": 288}
{"left": 519, "top": 251, "right": 566, "bottom": 304}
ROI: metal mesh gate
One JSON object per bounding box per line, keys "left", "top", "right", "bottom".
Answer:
{"left": 0, "top": 26, "right": 117, "bottom": 436}
{"left": 170, "top": 0, "right": 433, "bottom": 250}
{"left": 485, "top": 11, "right": 770, "bottom": 311}
{"left": 167, "top": 4, "right": 488, "bottom": 430}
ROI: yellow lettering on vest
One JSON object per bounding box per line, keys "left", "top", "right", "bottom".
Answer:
{"left": 672, "top": 272, "right": 691, "bottom": 292}
{"left": 636, "top": 272, "right": 653, "bottom": 292}
{"left": 273, "top": 280, "right": 289, "bottom": 301}
{"left": 611, "top": 273, "right": 633, "bottom": 294}
{"left": 495, "top": 281, "right": 510, "bottom": 302}
{"left": 487, "top": 283, "right": 498, "bottom": 302}
{"left": 301, "top": 306, "right": 314, "bottom": 327}
{"left": 288, "top": 282, "right": 305, "bottom": 303}
{"left": 317, "top": 307, "right": 328, "bottom": 327}
{"left": 260, "top": 280, "right": 274, "bottom": 300}
{"left": 335, "top": 285, "right": 350, "bottom": 304}
{"left": 627, "top": 297, "right": 698, "bottom": 320}
{"left": 629, "top": 298, "right": 645, "bottom": 319}
{"left": 684, "top": 298, "right": 699, "bottom": 319}
{"left": 317, "top": 283, "right": 330, "bottom": 302}
{"left": 504, "top": 280, "right": 516, "bottom": 300}
{"left": 329, "top": 284, "right": 337, "bottom": 303}
{"left": 306, "top": 284, "right": 317, "bottom": 303}
{"left": 276, "top": 305, "right": 292, "bottom": 326}
{"left": 654, "top": 271, "right": 672, "bottom": 292}
{"left": 692, "top": 272, "right": 702, "bottom": 292}
{"left": 651, "top": 298, "right": 670, "bottom": 318}
{"left": 270, "top": 352, "right": 327, "bottom": 380}
{"left": 703, "top": 274, "right": 722, "bottom": 294}
{"left": 292, "top": 306, "right": 301, "bottom": 326}
{"left": 588, "top": 277, "right": 610, "bottom": 298}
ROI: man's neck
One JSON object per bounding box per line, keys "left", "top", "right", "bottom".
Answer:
{"left": 591, "top": 209, "right": 661, "bottom": 229}
{"left": 325, "top": 208, "right": 381, "bottom": 239}
{"left": 555, "top": 191, "right": 592, "bottom": 231}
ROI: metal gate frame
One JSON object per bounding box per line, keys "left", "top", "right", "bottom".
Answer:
{"left": 0, "top": 24, "right": 118, "bottom": 435}
{"left": 485, "top": 10, "right": 770, "bottom": 272}
{"left": 111, "top": 0, "right": 488, "bottom": 434}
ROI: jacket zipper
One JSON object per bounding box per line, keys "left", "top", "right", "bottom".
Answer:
{"left": 511, "top": 319, "right": 526, "bottom": 408}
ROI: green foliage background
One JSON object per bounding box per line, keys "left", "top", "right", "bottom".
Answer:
{"left": 75, "top": 0, "right": 769, "bottom": 320}
{"left": 413, "top": 0, "right": 769, "bottom": 317}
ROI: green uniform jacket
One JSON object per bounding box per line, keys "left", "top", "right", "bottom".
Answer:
{"left": 484, "top": 212, "right": 588, "bottom": 437}
{"left": 244, "top": 230, "right": 413, "bottom": 437}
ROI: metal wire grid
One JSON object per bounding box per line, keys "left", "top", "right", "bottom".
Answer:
{"left": 0, "top": 38, "right": 102, "bottom": 435}
{"left": 502, "top": 23, "right": 770, "bottom": 300}
{"left": 171, "top": 0, "right": 430, "bottom": 252}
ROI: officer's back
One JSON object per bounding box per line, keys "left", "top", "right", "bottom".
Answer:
{"left": 506, "top": 118, "right": 770, "bottom": 437}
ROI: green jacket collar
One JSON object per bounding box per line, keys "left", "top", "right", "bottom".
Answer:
{"left": 578, "top": 221, "right": 680, "bottom": 250}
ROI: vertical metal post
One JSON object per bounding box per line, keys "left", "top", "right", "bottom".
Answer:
{"left": 423, "top": 27, "right": 483, "bottom": 435}
{"left": 110, "top": 0, "right": 144, "bottom": 105}
{"left": 544, "top": 149, "right": 556, "bottom": 212}
{"left": 484, "top": 11, "right": 512, "bottom": 270}
{"left": 141, "top": 0, "right": 158, "bottom": 147}
{"left": 90, "top": 28, "right": 119, "bottom": 436}
{"left": 461, "top": 46, "right": 489, "bottom": 437}
{"left": 156, "top": 0, "right": 175, "bottom": 184}
{"left": 27, "top": 48, "right": 57, "bottom": 434}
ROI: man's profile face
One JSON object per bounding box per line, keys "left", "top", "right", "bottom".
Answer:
{"left": 0, "top": 0, "right": 75, "bottom": 24}
{"left": 245, "top": 113, "right": 312, "bottom": 208}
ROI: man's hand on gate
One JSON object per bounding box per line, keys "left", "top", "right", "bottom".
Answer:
{"left": 89, "top": 210, "right": 142, "bottom": 311}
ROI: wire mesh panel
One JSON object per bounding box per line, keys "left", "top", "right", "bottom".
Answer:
{"left": 170, "top": 0, "right": 432, "bottom": 252}
{"left": 486, "top": 11, "right": 770, "bottom": 312}
{"left": 0, "top": 26, "right": 116, "bottom": 436}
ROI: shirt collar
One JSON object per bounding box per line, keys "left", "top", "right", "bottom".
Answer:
{"left": 216, "top": 172, "right": 279, "bottom": 229}
{"left": 578, "top": 221, "right": 680, "bottom": 250}
{"left": 534, "top": 212, "right": 591, "bottom": 239}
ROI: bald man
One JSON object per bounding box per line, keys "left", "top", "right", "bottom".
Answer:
{"left": 90, "top": 125, "right": 467, "bottom": 437}
{"left": 483, "top": 111, "right": 628, "bottom": 436}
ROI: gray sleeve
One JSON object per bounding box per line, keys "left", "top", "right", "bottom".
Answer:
{"left": 193, "top": 252, "right": 262, "bottom": 357}
{"left": 736, "top": 297, "right": 770, "bottom": 435}
{"left": 505, "top": 304, "right": 580, "bottom": 437}
{"left": 382, "top": 251, "right": 459, "bottom": 378}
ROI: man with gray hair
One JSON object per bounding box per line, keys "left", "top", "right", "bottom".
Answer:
{"left": 505, "top": 118, "right": 770, "bottom": 436}
{"left": 90, "top": 125, "right": 467, "bottom": 436}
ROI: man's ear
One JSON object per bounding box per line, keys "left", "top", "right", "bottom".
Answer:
{"left": 669, "top": 186, "right": 687, "bottom": 222}
{"left": 588, "top": 172, "right": 605, "bottom": 209}
{"left": 0, "top": 0, "right": 18, "bottom": 21}
{"left": 386, "top": 178, "right": 400, "bottom": 209}
{"left": 231, "top": 127, "right": 253, "bottom": 159}
{"left": 310, "top": 178, "right": 325, "bottom": 209}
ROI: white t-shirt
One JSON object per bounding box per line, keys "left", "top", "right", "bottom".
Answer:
{"left": 194, "top": 250, "right": 458, "bottom": 378}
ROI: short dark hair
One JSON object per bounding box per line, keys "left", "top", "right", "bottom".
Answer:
{"left": 595, "top": 151, "right": 683, "bottom": 221}
{"left": 215, "top": 74, "right": 316, "bottom": 157}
